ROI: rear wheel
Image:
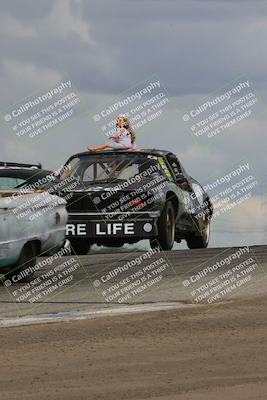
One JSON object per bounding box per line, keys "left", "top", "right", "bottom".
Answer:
{"left": 69, "top": 239, "right": 91, "bottom": 255}
{"left": 6, "top": 242, "right": 37, "bottom": 283}
{"left": 186, "top": 215, "right": 210, "bottom": 249}
{"left": 150, "top": 201, "right": 175, "bottom": 250}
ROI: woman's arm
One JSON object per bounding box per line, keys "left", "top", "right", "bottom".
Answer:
{"left": 110, "top": 134, "right": 119, "bottom": 142}
{"left": 110, "top": 127, "right": 124, "bottom": 141}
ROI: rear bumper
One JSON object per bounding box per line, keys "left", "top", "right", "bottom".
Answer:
{"left": 66, "top": 211, "right": 160, "bottom": 239}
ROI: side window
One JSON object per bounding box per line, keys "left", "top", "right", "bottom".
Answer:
{"left": 83, "top": 164, "right": 95, "bottom": 181}
{"left": 61, "top": 158, "right": 80, "bottom": 180}
{"left": 166, "top": 154, "right": 182, "bottom": 180}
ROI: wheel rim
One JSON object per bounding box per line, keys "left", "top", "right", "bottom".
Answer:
{"left": 166, "top": 209, "right": 175, "bottom": 244}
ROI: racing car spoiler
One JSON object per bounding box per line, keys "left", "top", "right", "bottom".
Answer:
{"left": 0, "top": 161, "right": 42, "bottom": 169}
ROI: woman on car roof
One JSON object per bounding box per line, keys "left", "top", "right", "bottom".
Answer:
{"left": 87, "top": 115, "right": 136, "bottom": 152}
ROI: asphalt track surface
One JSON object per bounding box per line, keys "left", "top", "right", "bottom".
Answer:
{"left": 1, "top": 245, "right": 267, "bottom": 400}
{"left": 0, "top": 244, "right": 266, "bottom": 323}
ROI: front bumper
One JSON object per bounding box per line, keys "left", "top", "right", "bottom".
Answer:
{"left": 66, "top": 211, "right": 160, "bottom": 239}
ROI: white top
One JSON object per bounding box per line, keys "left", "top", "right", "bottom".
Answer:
{"left": 113, "top": 127, "right": 132, "bottom": 147}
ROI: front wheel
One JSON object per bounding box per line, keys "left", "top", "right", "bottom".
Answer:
{"left": 69, "top": 239, "right": 91, "bottom": 255}
{"left": 150, "top": 201, "right": 175, "bottom": 251}
{"left": 186, "top": 216, "right": 210, "bottom": 249}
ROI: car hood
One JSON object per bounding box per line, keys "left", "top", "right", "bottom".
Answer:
{"left": 62, "top": 175, "right": 164, "bottom": 193}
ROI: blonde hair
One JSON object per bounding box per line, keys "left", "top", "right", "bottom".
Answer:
{"left": 117, "top": 116, "right": 136, "bottom": 144}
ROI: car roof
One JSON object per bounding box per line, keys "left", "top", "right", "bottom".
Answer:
{"left": 68, "top": 149, "right": 172, "bottom": 160}
{"left": 0, "top": 168, "right": 53, "bottom": 179}
{"left": 0, "top": 161, "right": 42, "bottom": 169}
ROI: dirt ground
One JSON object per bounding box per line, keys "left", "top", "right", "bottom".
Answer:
{"left": 0, "top": 295, "right": 267, "bottom": 400}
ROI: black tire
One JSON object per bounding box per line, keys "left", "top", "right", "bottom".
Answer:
{"left": 186, "top": 215, "right": 210, "bottom": 249}
{"left": 70, "top": 239, "right": 91, "bottom": 255}
{"left": 6, "top": 242, "right": 37, "bottom": 283}
{"left": 150, "top": 201, "right": 175, "bottom": 250}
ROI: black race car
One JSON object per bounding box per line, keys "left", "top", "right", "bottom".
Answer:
{"left": 59, "top": 149, "right": 213, "bottom": 254}
{"left": 0, "top": 161, "right": 55, "bottom": 191}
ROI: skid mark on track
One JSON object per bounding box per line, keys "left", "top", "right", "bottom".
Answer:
{"left": 0, "top": 302, "right": 193, "bottom": 327}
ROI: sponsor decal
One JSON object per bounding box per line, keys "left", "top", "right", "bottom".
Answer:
{"left": 66, "top": 222, "right": 135, "bottom": 236}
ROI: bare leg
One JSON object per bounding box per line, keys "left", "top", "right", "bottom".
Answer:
{"left": 87, "top": 144, "right": 113, "bottom": 152}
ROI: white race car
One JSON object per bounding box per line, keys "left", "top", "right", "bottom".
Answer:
{"left": 0, "top": 190, "right": 68, "bottom": 281}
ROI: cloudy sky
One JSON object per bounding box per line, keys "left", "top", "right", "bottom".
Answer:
{"left": 0, "top": 0, "right": 267, "bottom": 249}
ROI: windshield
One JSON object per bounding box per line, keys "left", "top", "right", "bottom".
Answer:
{"left": 0, "top": 171, "right": 59, "bottom": 190}
{"left": 60, "top": 153, "right": 166, "bottom": 183}
{"left": 0, "top": 176, "right": 26, "bottom": 189}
